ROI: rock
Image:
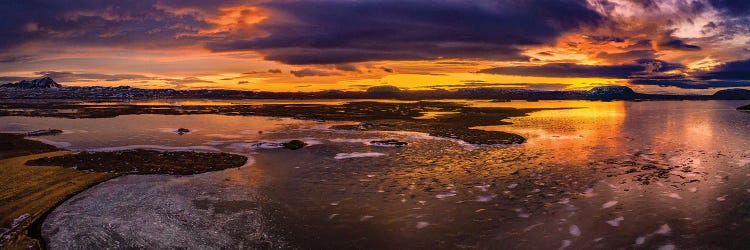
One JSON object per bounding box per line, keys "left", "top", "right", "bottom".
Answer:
{"left": 357, "top": 121, "right": 378, "bottom": 130}
{"left": 25, "top": 129, "right": 63, "bottom": 136}
{"left": 282, "top": 140, "right": 307, "bottom": 150}
{"left": 0, "top": 77, "right": 62, "bottom": 89}
{"left": 176, "top": 128, "right": 190, "bottom": 135}
{"left": 370, "top": 139, "right": 408, "bottom": 147}
{"left": 739, "top": 104, "right": 750, "bottom": 110}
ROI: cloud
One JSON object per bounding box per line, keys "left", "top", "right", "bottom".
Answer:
{"left": 698, "top": 59, "right": 750, "bottom": 80}
{"left": 35, "top": 71, "right": 153, "bottom": 82}
{"left": 629, "top": 79, "right": 750, "bottom": 89}
{"left": 0, "top": 76, "right": 28, "bottom": 82}
{"left": 708, "top": 0, "right": 750, "bottom": 16}
{"left": 658, "top": 39, "right": 701, "bottom": 51}
{"left": 0, "top": 54, "right": 36, "bottom": 63}
{"left": 628, "top": 59, "right": 750, "bottom": 88}
{"left": 290, "top": 68, "right": 336, "bottom": 77}
{"left": 335, "top": 64, "right": 360, "bottom": 72}
{"left": 207, "top": 0, "right": 603, "bottom": 64}
{"left": 0, "top": 0, "right": 246, "bottom": 51}
{"left": 479, "top": 59, "right": 683, "bottom": 78}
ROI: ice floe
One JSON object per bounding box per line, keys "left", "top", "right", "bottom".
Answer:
{"left": 606, "top": 216, "right": 624, "bottom": 227}
{"left": 657, "top": 244, "right": 676, "bottom": 250}
{"left": 664, "top": 193, "right": 683, "bottom": 199}
{"left": 569, "top": 225, "right": 581, "bottom": 237}
{"left": 583, "top": 188, "right": 596, "bottom": 198}
{"left": 476, "top": 195, "right": 492, "bottom": 202}
{"left": 601, "top": 200, "right": 618, "bottom": 209}
{"left": 514, "top": 208, "right": 531, "bottom": 218}
{"left": 655, "top": 224, "right": 671, "bottom": 235}
{"left": 635, "top": 236, "right": 646, "bottom": 245}
{"left": 334, "top": 152, "right": 386, "bottom": 159}
{"left": 559, "top": 239, "right": 572, "bottom": 250}
{"left": 435, "top": 192, "right": 457, "bottom": 199}
{"left": 474, "top": 184, "right": 490, "bottom": 192}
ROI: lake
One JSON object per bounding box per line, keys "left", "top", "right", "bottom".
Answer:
{"left": 2, "top": 100, "right": 749, "bottom": 249}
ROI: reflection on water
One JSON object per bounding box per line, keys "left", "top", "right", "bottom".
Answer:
{"left": 4, "top": 100, "right": 750, "bottom": 249}
{"left": 0, "top": 114, "right": 314, "bottom": 152}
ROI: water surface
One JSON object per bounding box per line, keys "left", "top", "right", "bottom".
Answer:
{"left": 2, "top": 100, "right": 749, "bottom": 249}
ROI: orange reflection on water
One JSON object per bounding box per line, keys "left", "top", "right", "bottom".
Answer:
{"left": 473, "top": 101, "right": 627, "bottom": 165}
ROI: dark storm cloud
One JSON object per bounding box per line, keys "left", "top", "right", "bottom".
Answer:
{"left": 207, "top": 0, "right": 603, "bottom": 64}
{"left": 585, "top": 36, "right": 625, "bottom": 43}
{"left": 628, "top": 58, "right": 750, "bottom": 89}
{"left": 699, "top": 59, "right": 750, "bottom": 80}
{"left": 708, "top": 0, "right": 750, "bottom": 16}
{"left": 290, "top": 68, "right": 336, "bottom": 77}
{"left": 0, "top": 76, "right": 28, "bottom": 82}
{"left": 0, "top": 0, "right": 245, "bottom": 51}
{"left": 334, "top": 64, "right": 360, "bottom": 72}
{"left": 596, "top": 50, "right": 657, "bottom": 62}
{"left": 629, "top": 79, "right": 750, "bottom": 89}
{"left": 659, "top": 39, "right": 701, "bottom": 51}
{"left": 480, "top": 63, "right": 642, "bottom": 78}
{"left": 479, "top": 59, "right": 684, "bottom": 78}
{"left": 0, "top": 54, "right": 37, "bottom": 63}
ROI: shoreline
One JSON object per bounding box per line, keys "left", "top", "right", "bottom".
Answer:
{"left": 0, "top": 100, "right": 554, "bottom": 145}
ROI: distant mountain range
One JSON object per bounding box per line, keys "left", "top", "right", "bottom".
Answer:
{"left": 0, "top": 77, "right": 62, "bottom": 89}
{"left": 2, "top": 77, "right": 750, "bottom": 100}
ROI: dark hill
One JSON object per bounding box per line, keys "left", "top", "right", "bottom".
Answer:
{"left": 1, "top": 77, "right": 62, "bottom": 89}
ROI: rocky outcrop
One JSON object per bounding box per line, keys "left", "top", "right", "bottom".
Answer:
{"left": 370, "top": 139, "right": 408, "bottom": 147}
{"left": 0, "top": 77, "right": 62, "bottom": 89}
{"left": 282, "top": 140, "right": 307, "bottom": 150}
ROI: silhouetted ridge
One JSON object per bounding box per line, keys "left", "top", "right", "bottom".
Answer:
{"left": 1, "top": 77, "right": 62, "bottom": 89}
{"left": 713, "top": 88, "right": 750, "bottom": 100}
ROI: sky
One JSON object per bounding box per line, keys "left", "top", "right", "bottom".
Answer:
{"left": 1, "top": 0, "right": 749, "bottom": 93}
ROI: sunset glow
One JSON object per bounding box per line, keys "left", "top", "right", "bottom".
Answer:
{"left": 1, "top": 0, "right": 749, "bottom": 93}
